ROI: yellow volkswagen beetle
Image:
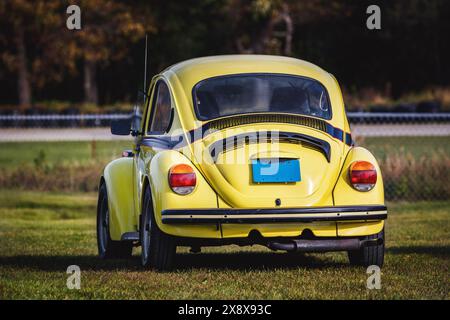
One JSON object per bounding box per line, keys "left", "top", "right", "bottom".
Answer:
{"left": 97, "top": 55, "right": 387, "bottom": 270}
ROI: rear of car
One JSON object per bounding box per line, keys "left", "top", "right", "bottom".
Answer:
{"left": 157, "top": 56, "right": 386, "bottom": 268}
{"left": 99, "top": 55, "right": 386, "bottom": 271}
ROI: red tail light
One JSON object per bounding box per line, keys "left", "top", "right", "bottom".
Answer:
{"left": 349, "top": 161, "right": 377, "bottom": 191}
{"left": 169, "top": 164, "right": 197, "bottom": 195}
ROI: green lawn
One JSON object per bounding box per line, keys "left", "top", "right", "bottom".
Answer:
{"left": 0, "top": 190, "right": 448, "bottom": 299}
{"left": 0, "top": 141, "right": 131, "bottom": 169}
{"left": 359, "top": 136, "right": 450, "bottom": 159}
{"left": 0, "top": 136, "right": 448, "bottom": 170}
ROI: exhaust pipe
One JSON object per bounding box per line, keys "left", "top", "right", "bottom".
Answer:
{"left": 267, "top": 238, "right": 382, "bottom": 253}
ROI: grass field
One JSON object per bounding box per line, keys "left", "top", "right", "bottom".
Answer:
{"left": 0, "top": 136, "right": 448, "bottom": 169}
{"left": 0, "top": 190, "right": 448, "bottom": 299}
{"left": 0, "top": 141, "right": 131, "bottom": 169}
{"left": 360, "top": 136, "right": 450, "bottom": 159}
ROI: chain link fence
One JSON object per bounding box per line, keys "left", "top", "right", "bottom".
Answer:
{"left": 0, "top": 112, "right": 449, "bottom": 201}
{"left": 348, "top": 113, "right": 450, "bottom": 201}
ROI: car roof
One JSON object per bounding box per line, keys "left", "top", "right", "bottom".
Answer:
{"left": 162, "top": 55, "right": 332, "bottom": 86}
{"left": 158, "top": 55, "right": 346, "bottom": 131}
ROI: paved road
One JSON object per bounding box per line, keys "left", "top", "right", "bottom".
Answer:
{"left": 350, "top": 124, "right": 450, "bottom": 137}
{"left": 0, "top": 128, "right": 132, "bottom": 142}
{"left": 0, "top": 124, "right": 449, "bottom": 141}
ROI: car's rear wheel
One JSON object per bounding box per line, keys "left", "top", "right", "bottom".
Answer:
{"left": 348, "top": 228, "right": 385, "bottom": 267}
{"left": 140, "top": 186, "right": 176, "bottom": 270}
{"left": 97, "top": 183, "right": 132, "bottom": 259}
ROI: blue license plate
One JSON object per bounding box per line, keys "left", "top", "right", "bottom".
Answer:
{"left": 251, "top": 158, "right": 301, "bottom": 183}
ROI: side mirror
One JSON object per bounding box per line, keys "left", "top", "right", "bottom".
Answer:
{"left": 111, "top": 118, "right": 132, "bottom": 135}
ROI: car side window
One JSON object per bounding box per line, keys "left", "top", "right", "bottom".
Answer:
{"left": 147, "top": 80, "right": 172, "bottom": 134}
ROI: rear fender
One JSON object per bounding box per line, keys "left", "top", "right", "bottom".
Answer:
{"left": 148, "top": 150, "right": 220, "bottom": 238}
{"left": 333, "top": 147, "right": 385, "bottom": 236}
{"left": 333, "top": 146, "right": 384, "bottom": 205}
{"left": 103, "top": 158, "right": 136, "bottom": 240}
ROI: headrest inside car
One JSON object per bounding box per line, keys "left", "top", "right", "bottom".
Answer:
{"left": 270, "top": 87, "right": 309, "bottom": 114}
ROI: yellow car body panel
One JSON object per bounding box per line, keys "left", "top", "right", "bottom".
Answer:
{"left": 103, "top": 157, "right": 136, "bottom": 240}
{"left": 221, "top": 222, "right": 338, "bottom": 238}
{"left": 101, "top": 55, "right": 386, "bottom": 243}
{"left": 333, "top": 146, "right": 385, "bottom": 206}
{"left": 187, "top": 123, "right": 341, "bottom": 208}
{"left": 147, "top": 149, "right": 221, "bottom": 238}
{"left": 337, "top": 220, "right": 385, "bottom": 237}
{"left": 163, "top": 55, "right": 346, "bottom": 132}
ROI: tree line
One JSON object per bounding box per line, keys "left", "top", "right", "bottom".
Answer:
{"left": 0, "top": 0, "right": 448, "bottom": 109}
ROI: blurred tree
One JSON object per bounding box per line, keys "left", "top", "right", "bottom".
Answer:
{"left": 0, "top": 0, "right": 35, "bottom": 109}
{"left": 70, "top": 0, "right": 148, "bottom": 105}
{"left": 227, "top": 0, "right": 345, "bottom": 56}
{"left": 144, "top": 0, "right": 229, "bottom": 72}
{"left": 227, "top": 0, "right": 290, "bottom": 54}
{"left": 0, "top": 0, "right": 150, "bottom": 107}
{"left": 1, "top": 0, "right": 449, "bottom": 108}
{"left": 0, "top": 1, "right": 77, "bottom": 109}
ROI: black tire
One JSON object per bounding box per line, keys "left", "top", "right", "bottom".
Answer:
{"left": 348, "top": 228, "right": 385, "bottom": 267}
{"left": 97, "top": 183, "right": 133, "bottom": 259}
{"left": 140, "top": 186, "right": 176, "bottom": 271}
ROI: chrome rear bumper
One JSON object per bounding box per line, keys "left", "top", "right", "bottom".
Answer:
{"left": 161, "top": 205, "right": 387, "bottom": 224}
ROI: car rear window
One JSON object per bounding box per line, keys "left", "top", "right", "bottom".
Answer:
{"left": 193, "top": 74, "right": 331, "bottom": 120}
